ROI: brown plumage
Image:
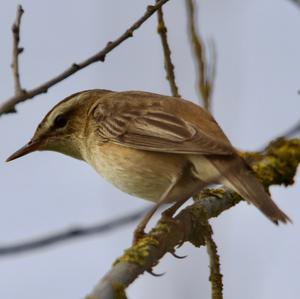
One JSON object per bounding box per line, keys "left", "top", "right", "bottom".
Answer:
{"left": 6, "top": 89, "right": 290, "bottom": 226}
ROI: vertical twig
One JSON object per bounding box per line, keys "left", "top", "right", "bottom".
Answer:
{"left": 204, "top": 224, "right": 223, "bottom": 299}
{"left": 11, "top": 5, "right": 25, "bottom": 100}
{"left": 185, "top": 0, "right": 216, "bottom": 111}
{"left": 156, "top": 2, "right": 181, "bottom": 97}
{"left": 208, "top": 38, "right": 217, "bottom": 96}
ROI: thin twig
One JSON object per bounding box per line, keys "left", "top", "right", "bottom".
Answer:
{"left": 11, "top": 5, "right": 25, "bottom": 102}
{"left": 257, "top": 120, "right": 300, "bottom": 152}
{"left": 289, "top": 0, "right": 300, "bottom": 8}
{"left": 281, "top": 120, "right": 300, "bottom": 138}
{"left": 204, "top": 225, "right": 223, "bottom": 299}
{"left": 185, "top": 0, "right": 216, "bottom": 111}
{"left": 86, "top": 138, "right": 300, "bottom": 299}
{"left": 0, "top": 0, "right": 171, "bottom": 116}
{"left": 156, "top": 2, "right": 180, "bottom": 97}
{"left": 0, "top": 208, "right": 149, "bottom": 257}
{"left": 208, "top": 38, "right": 217, "bottom": 96}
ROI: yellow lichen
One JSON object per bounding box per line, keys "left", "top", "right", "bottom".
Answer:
{"left": 151, "top": 221, "right": 172, "bottom": 235}
{"left": 198, "top": 188, "right": 225, "bottom": 199}
{"left": 114, "top": 236, "right": 159, "bottom": 267}
{"left": 253, "top": 138, "right": 300, "bottom": 187}
{"left": 112, "top": 283, "right": 128, "bottom": 299}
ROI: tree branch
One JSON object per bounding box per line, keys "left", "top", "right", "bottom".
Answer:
{"left": 86, "top": 138, "right": 300, "bottom": 299}
{"left": 0, "top": 0, "right": 171, "bottom": 116}
{"left": 156, "top": 2, "right": 181, "bottom": 97}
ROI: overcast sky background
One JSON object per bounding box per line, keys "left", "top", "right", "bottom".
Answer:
{"left": 0, "top": 1, "right": 299, "bottom": 299}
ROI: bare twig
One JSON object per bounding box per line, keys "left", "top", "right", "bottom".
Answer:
{"left": 156, "top": 2, "right": 181, "bottom": 97}
{"left": 86, "top": 138, "right": 300, "bottom": 299}
{"left": 281, "top": 120, "right": 300, "bottom": 138}
{"left": 185, "top": 0, "right": 216, "bottom": 111}
{"left": 0, "top": 208, "right": 149, "bottom": 257}
{"left": 11, "top": 5, "right": 25, "bottom": 103}
{"left": 289, "top": 0, "right": 300, "bottom": 8}
{"left": 208, "top": 38, "right": 217, "bottom": 95}
{"left": 257, "top": 120, "right": 300, "bottom": 152}
{"left": 0, "top": 0, "right": 171, "bottom": 116}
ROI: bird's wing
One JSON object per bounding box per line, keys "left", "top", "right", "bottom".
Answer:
{"left": 92, "top": 93, "right": 234, "bottom": 155}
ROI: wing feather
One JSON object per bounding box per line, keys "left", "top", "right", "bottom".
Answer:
{"left": 93, "top": 97, "right": 233, "bottom": 156}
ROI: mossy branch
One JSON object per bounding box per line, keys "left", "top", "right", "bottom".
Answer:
{"left": 204, "top": 222, "right": 223, "bottom": 299}
{"left": 85, "top": 138, "right": 300, "bottom": 299}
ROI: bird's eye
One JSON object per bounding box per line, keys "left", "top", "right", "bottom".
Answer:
{"left": 54, "top": 114, "right": 68, "bottom": 128}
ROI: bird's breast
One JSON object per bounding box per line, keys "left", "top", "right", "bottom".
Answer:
{"left": 84, "top": 142, "right": 187, "bottom": 202}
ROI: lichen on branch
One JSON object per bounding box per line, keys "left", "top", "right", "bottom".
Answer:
{"left": 86, "top": 138, "right": 300, "bottom": 299}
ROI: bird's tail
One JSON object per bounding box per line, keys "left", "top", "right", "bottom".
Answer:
{"left": 190, "top": 154, "right": 291, "bottom": 224}
{"left": 210, "top": 155, "right": 291, "bottom": 224}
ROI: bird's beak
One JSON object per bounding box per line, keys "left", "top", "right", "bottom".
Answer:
{"left": 6, "top": 139, "right": 42, "bottom": 162}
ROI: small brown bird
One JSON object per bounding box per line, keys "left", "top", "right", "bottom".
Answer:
{"left": 6, "top": 90, "right": 290, "bottom": 239}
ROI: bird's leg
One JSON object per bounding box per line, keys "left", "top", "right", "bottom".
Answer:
{"left": 133, "top": 175, "right": 181, "bottom": 245}
{"left": 162, "top": 196, "right": 190, "bottom": 219}
{"left": 162, "top": 179, "right": 208, "bottom": 219}
{"left": 161, "top": 180, "right": 208, "bottom": 248}
{"left": 133, "top": 205, "right": 160, "bottom": 243}
{"left": 159, "top": 196, "right": 191, "bottom": 250}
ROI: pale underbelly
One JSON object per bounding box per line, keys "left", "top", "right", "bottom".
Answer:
{"left": 85, "top": 144, "right": 188, "bottom": 202}
{"left": 94, "top": 164, "right": 172, "bottom": 202}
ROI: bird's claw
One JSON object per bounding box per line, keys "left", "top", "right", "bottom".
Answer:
{"left": 147, "top": 268, "right": 165, "bottom": 277}
{"left": 170, "top": 250, "right": 187, "bottom": 259}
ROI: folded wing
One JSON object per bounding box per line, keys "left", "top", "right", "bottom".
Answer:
{"left": 93, "top": 100, "right": 233, "bottom": 156}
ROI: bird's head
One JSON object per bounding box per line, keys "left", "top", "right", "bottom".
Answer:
{"left": 6, "top": 89, "right": 111, "bottom": 162}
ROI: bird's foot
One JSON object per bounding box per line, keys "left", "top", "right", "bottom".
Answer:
{"left": 161, "top": 209, "right": 188, "bottom": 249}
